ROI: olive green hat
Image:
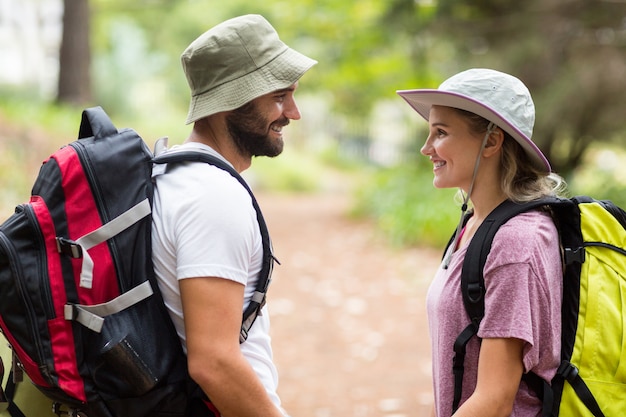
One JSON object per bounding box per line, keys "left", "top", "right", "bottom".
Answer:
{"left": 182, "top": 14, "right": 317, "bottom": 124}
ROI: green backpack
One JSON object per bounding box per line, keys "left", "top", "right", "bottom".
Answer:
{"left": 449, "top": 196, "right": 626, "bottom": 416}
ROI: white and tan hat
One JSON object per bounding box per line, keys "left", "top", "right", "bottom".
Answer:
{"left": 182, "top": 14, "right": 317, "bottom": 124}
{"left": 397, "top": 68, "right": 551, "bottom": 173}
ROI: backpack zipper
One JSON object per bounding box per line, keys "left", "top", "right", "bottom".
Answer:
{"left": 70, "top": 141, "right": 126, "bottom": 292}
{"left": 22, "top": 204, "right": 56, "bottom": 319}
{"left": 70, "top": 142, "right": 110, "bottom": 223}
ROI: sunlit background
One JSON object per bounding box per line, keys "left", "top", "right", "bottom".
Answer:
{"left": 1, "top": 1, "right": 626, "bottom": 416}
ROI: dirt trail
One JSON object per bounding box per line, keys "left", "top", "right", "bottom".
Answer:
{"left": 257, "top": 191, "right": 441, "bottom": 417}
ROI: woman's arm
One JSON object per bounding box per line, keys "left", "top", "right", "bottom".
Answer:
{"left": 453, "top": 337, "right": 525, "bottom": 417}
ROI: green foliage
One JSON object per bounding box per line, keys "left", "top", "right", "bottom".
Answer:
{"left": 0, "top": 95, "right": 81, "bottom": 138}
{"left": 568, "top": 144, "right": 626, "bottom": 208}
{"left": 0, "top": 97, "right": 81, "bottom": 214}
{"left": 5, "top": 0, "right": 626, "bottom": 249}
{"left": 88, "top": 0, "right": 429, "bottom": 120}
{"left": 402, "top": 0, "right": 626, "bottom": 175}
{"left": 353, "top": 142, "right": 626, "bottom": 250}
{"left": 247, "top": 148, "right": 323, "bottom": 193}
{"left": 246, "top": 141, "right": 365, "bottom": 194}
{"left": 93, "top": 17, "right": 173, "bottom": 118}
{"left": 0, "top": 97, "right": 331, "bottom": 216}
{"left": 353, "top": 161, "right": 458, "bottom": 248}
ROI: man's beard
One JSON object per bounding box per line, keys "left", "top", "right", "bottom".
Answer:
{"left": 226, "top": 101, "right": 289, "bottom": 158}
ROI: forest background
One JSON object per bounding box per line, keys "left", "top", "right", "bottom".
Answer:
{"left": 1, "top": 0, "right": 626, "bottom": 247}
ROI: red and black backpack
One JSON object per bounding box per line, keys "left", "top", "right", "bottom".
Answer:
{"left": 0, "top": 107, "right": 274, "bottom": 417}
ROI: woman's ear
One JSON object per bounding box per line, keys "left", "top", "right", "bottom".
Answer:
{"left": 482, "top": 127, "right": 504, "bottom": 158}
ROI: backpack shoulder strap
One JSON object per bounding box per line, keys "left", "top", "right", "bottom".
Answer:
{"left": 461, "top": 198, "right": 557, "bottom": 322}
{"left": 0, "top": 354, "right": 27, "bottom": 417}
{"left": 152, "top": 150, "right": 276, "bottom": 344}
{"left": 451, "top": 196, "right": 558, "bottom": 413}
{"left": 0, "top": 356, "right": 5, "bottom": 408}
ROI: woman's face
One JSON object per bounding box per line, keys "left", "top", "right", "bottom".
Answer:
{"left": 420, "top": 105, "right": 484, "bottom": 191}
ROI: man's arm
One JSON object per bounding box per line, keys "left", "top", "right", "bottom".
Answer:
{"left": 180, "top": 276, "right": 284, "bottom": 417}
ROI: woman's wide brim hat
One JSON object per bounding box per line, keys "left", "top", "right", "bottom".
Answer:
{"left": 397, "top": 68, "right": 551, "bottom": 173}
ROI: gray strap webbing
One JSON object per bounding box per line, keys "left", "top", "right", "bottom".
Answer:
{"left": 240, "top": 313, "right": 256, "bottom": 344}
{"left": 76, "top": 199, "right": 151, "bottom": 289}
{"left": 238, "top": 291, "right": 266, "bottom": 343}
{"left": 151, "top": 146, "right": 235, "bottom": 180}
{"left": 64, "top": 280, "right": 154, "bottom": 333}
{"left": 251, "top": 291, "right": 265, "bottom": 304}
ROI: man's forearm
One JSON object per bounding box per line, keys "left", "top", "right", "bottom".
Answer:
{"left": 190, "top": 351, "right": 285, "bottom": 417}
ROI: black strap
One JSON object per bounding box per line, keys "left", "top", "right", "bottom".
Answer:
{"left": 522, "top": 371, "right": 553, "bottom": 417}
{"left": 451, "top": 323, "right": 478, "bottom": 412}
{"left": 461, "top": 199, "right": 559, "bottom": 320}
{"left": 152, "top": 150, "right": 276, "bottom": 343}
{"left": 555, "top": 361, "right": 605, "bottom": 417}
{"left": 3, "top": 368, "right": 26, "bottom": 417}
{"left": 0, "top": 356, "right": 6, "bottom": 407}
{"left": 451, "top": 197, "right": 560, "bottom": 413}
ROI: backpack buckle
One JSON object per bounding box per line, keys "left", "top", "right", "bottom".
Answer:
{"left": 56, "top": 237, "right": 83, "bottom": 258}
{"left": 467, "top": 282, "right": 483, "bottom": 303}
{"left": 563, "top": 247, "right": 585, "bottom": 265}
{"left": 557, "top": 360, "right": 579, "bottom": 381}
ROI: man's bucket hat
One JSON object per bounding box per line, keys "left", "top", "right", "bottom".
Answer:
{"left": 182, "top": 14, "right": 317, "bottom": 124}
{"left": 397, "top": 68, "right": 551, "bottom": 173}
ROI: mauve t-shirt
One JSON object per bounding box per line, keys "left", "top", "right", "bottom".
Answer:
{"left": 427, "top": 210, "right": 563, "bottom": 417}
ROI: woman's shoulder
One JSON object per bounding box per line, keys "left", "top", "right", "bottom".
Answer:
{"left": 499, "top": 208, "right": 556, "bottom": 239}
{"left": 488, "top": 209, "right": 559, "bottom": 263}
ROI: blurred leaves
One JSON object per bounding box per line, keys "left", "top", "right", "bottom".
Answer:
{"left": 353, "top": 160, "right": 459, "bottom": 248}
{"left": 388, "top": 0, "right": 626, "bottom": 175}
{"left": 3, "top": 0, "right": 626, "bottom": 246}
{"left": 9, "top": 0, "right": 626, "bottom": 176}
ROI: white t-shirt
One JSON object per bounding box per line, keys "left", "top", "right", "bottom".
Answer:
{"left": 151, "top": 142, "right": 281, "bottom": 408}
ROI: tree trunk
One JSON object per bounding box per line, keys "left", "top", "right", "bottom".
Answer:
{"left": 57, "top": 0, "right": 92, "bottom": 105}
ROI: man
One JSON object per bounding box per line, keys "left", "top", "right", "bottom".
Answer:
{"left": 151, "top": 14, "right": 316, "bottom": 417}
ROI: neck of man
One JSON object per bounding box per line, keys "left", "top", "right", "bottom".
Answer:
{"left": 186, "top": 115, "right": 252, "bottom": 173}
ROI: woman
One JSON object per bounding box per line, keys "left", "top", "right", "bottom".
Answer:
{"left": 397, "top": 69, "right": 565, "bottom": 416}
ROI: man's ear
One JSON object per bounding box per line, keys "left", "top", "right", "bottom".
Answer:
{"left": 483, "top": 127, "right": 504, "bottom": 158}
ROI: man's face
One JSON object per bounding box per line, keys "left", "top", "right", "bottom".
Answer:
{"left": 226, "top": 83, "right": 301, "bottom": 158}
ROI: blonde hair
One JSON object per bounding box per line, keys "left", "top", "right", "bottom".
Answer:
{"left": 453, "top": 108, "right": 567, "bottom": 203}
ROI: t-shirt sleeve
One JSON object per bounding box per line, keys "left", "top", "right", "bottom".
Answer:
{"left": 479, "top": 262, "right": 536, "bottom": 343}
{"left": 171, "top": 165, "right": 258, "bottom": 285}
{"left": 477, "top": 211, "right": 562, "bottom": 373}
